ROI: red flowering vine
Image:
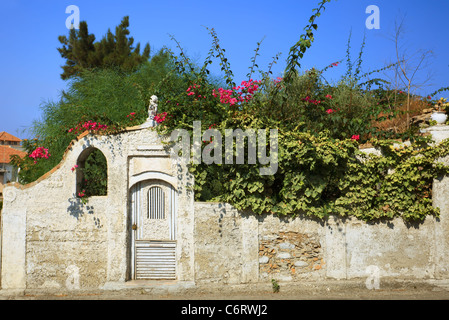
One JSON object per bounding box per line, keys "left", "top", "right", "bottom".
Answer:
{"left": 126, "top": 112, "right": 136, "bottom": 121}
{"left": 273, "top": 77, "right": 283, "bottom": 84}
{"left": 185, "top": 79, "right": 261, "bottom": 108}
{"left": 29, "top": 147, "right": 51, "bottom": 164}
{"left": 210, "top": 79, "right": 262, "bottom": 106}
{"left": 78, "top": 189, "right": 86, "bottom": 197}
{"left": 302, "top": 96, "right": 321, "bottom": 105}
{"left": 154, "top": 112, "right": 168, "bottom": 123}
{"left": 68, "top": 120, "right": 108, "bottom": 134}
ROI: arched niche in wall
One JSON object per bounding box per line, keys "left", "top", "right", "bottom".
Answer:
{"left": 76, "top": 146, "right": 108, "bottom": 198}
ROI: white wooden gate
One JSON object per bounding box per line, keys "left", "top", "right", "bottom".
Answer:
{"left": 130, "top": 180, "right": 177, "bottom": 280}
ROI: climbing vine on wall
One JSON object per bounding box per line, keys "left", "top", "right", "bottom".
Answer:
{"left": 152, "top": 0, "right": 449, "bottom": 222}
{"left": 10, "top": 0, "right": 449, "bottom": 223}
{"left": 185, "top": 125, "right": 449, "bottom": 222}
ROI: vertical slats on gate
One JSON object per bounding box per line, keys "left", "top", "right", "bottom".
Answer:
{"left": 148, "top": 187, "right": 164, "bottom": 219}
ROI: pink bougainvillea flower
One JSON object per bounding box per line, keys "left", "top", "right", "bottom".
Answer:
{"left": 29, "top": 146, "right": 51, "bottom": 162}
{"left": 71, "top": 164, "right": 79, "bottom": 172}
{"left": 213, "top": 79, "right": 261, "bottom": 107}
{"left": 302, "top": 96, "right": 321, "bottom": 105}
{"left": 154, "top": 112, "right": 168, "bottom": 123}
{"left": 351, "top": 135, "right": 360, "bottom": 141}
{"left": 126, "top": 112, "right": 136, "bottom": 119}
{"left": 68, "top": 120, "right": 108, "bottom": 134}
{"left": 273, "top": 77, "right": 283, "bottom": 84}
{"left": 325, "top": 94, "right": 333, "bottom": 99}
{"left": 326, "top": 109, "right": 334, "bottom": 114}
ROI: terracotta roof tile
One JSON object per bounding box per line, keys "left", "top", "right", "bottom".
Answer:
{"left": 0, "top": 145, "right": 27, "bottom": 163}
{"left": 0, "top": 131, "right": 22, "bottom": 142}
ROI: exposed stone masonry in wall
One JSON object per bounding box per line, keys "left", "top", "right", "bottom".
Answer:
{"left": 259, "top": 231, "right": 324, "bottom": 281}
{"left": 2, "top": 124, "right": 449, "bottom": 292}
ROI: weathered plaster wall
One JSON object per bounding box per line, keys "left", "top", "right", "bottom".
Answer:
{"left": 193, "top": 203, "right": 449, "bottom": 284}
{"left": 193, "top": 202, "right": 258, "bottom": 284}
{"left": 26, "top": 196, "right": 109, "bottom": 289}
{"left": 190, "top": 125, "right": 449, "bottom": 284}
{"left": 1, "top": 133, "right": 125, "bottom": 290}
{"left": 1, "top": 125, "right": 449, "bottom": 292}
{"left": 1, "top": 126, "right": 195, "bottom": 291}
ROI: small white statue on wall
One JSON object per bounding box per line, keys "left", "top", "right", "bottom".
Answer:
{"left": 147, "top": 95, "right": 158, "bottom": 122}
{"left": 141, "top": 95, "right": 158, "bottom": 128}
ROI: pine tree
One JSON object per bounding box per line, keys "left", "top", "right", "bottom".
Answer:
{"left": 57, "top": 16, "right": 150, "bottom": 80}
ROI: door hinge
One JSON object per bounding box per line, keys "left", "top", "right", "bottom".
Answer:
{"left": 132, "top": 224, "right": 137, "bottom": 230}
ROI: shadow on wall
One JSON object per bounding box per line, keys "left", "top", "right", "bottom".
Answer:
{"left": 67, "top": 195, "right": 94, "bottom": 219}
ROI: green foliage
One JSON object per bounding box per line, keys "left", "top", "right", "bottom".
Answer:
{"left": 253, "top": 67, "right": 402, "bottom": 142}
{"left": 430, "top": 86, "right": 449, "bottom": 98}
{"left": 79, "top": 149, "right": 108, "bottom": 197}
{"left": 335, "top": 138, "right": 449, "bottom": 221}
{"left": 152, "top": 0, "right": 449, "bottom": 223}
{"left": 271, "top": 279, "right": 280, "bottom": 293}
{"left": 10, "top": 138, "right": 55, "bottom": 184}
{"left": 284, "top": 0, "right": 333, "bottom": 84}
{"left": 14, "top": 50, "right": 172, "bottom": 185}
{"left": 17, "top": 0, "right": 449, "bottom": 224}
{"left": 186, "top": 121, "right": 449, "bottom": 222}
{"left": 58, "top": 16, "right": 151, "bottom": 80}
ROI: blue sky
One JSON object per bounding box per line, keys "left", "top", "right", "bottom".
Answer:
{"left": 1, "top": 0, "right": 448, "bottom": 139}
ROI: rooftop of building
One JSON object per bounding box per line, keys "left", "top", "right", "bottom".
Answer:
{"left": 0, "top": 131, "right": 22, "bottom": 143}
{"left": 0, "top": 145, "right": 27, "bottom": 164}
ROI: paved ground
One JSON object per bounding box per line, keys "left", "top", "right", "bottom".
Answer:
{"left": 2, "top": 278, "right": 449, "bottom": 300}
{"left": 2, "top": 279, "right": 448, "bottom": 319}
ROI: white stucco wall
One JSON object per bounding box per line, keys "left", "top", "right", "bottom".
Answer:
{"left": 1, "top": 126, "right": 195, "bottom": 291}
{"left": 1, "top": 125, "right": 449, "bottom": 292}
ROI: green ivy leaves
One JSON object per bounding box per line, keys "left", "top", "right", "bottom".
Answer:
{"left": 191, "top": 126, "right": 449, "bottom": 222}
{"left": 157, "top": 0, "right": 449, "bottom": 223}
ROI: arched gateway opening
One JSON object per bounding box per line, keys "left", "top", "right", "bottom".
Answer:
{"left": 129, "top": 178, "right": 177, "bottom": 280}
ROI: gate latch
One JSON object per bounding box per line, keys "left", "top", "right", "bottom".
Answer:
{"left": 132, "top": 224, "right": 137, "bottom": 230}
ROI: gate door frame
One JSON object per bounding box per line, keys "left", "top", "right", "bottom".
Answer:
{"left": 129, "top": 178, "right": 177, "bottom": 280}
